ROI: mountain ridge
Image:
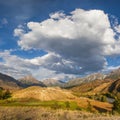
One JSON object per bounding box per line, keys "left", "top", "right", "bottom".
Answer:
{"left": 0, "top": 72, "right": 21, "bottom": 90}
{"left": 18, "top": 75, "right": 46, "bottom": 87}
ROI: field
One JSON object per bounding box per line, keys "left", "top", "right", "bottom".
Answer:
{"left": 0, "top": 98, "right": 120, "bottom": 120}
{"left": 0, "top": 86, "right": 120, "bottom": 120}
{"left": 0, "top": 99, "right": 80, "bottom": 110}
{"left": 0, "top": 106, "right": 120, "bottom": 120}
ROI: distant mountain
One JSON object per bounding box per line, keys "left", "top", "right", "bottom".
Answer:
{"left": 42, "top": 79, "right": 65, "bottom": 87}
{"left": 0, "top": 73, "right": 21, "bottom": 90}
{"left": 64, "top": 73, "right": 106, "bottom": 88}
{"left": 106, "top": 68, "right": 120, "bottom": 80}
{"left": 18, "top": 75, "right": 46, "bottom": 87}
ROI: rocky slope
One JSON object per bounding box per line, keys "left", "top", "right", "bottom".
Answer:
{"left": 64, "top": 73, "right": 106, "bottom": 88}
{"left": 0, "top": 73, "right": 21, "bottom": 90}
{"left": 18, "top": 75, "right": 46, "bottom": 87}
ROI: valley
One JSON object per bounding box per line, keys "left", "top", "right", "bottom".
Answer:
{"left": 1, "top": 68, "right": 120, "bottom": 119}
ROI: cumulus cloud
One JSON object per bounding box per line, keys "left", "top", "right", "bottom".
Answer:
{"left": 14, "top": 9, "right": 120, "bottom": 75}
{"left": 0, "top": 50, "right": 38, "bottom": 78}
{"left": 0, "top": 50, "right": 75, "bottom": 80}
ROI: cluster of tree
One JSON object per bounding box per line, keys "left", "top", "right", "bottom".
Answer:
{"left": 113, "top": 98, "right": 120, "bottom": 113}
{"left": 88, "top": 95, "right": 107, "bottom": 102}
{"left": 0, "top": 88, "right": 11, "bottom": 100}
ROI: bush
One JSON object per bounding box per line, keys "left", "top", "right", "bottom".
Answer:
{"left": 113, "top": 98, "right": 120, "bottom": 113}
{"left": 65, "top": 101, "right": 70, "bottom": 109}
{"left": 51, "top": 102, "right": 61, "bottom": 109}
{"left": 87, "top": 101, "right": 92, "bottom": 112}
{"left": 101, "top": 96, "right": 107, "bottom": 102}
{"left": 0, "top": 89, "right": 11, "bottom": 100}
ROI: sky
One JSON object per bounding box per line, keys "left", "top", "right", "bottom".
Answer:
{"left": 0, "top": 0, "right": 120, "bottom": 80}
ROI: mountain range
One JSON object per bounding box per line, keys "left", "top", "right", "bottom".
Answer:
{"left": 18, "top": 75, "right": 46, "bottom": 87}
{"left": 0, "top": 73, "right": 21, "bottom": 90}
{"left": 1, "top": 68, "right": 120, "bottom": 90}
{"left": 63, "top": 73, "right": 106, "bottom": 88}
{"left": 1, "top": 68, "right": 120, "bottom": 113}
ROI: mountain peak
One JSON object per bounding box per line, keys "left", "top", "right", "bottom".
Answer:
{"left": 0, "top": 72, "right": 21, "bottom": 90}
{"left": 19, "top": 75, "right": 46, "bottom": 87}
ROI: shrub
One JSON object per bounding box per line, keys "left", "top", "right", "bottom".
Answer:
{"left": 113, "top": 98, "right": 120, "bottom": 113}
{"left": 51, "top": 102, "right": 61, "bottom": 109}
{"left": 101, "top": 96, "right": 107, "bottom": 102}
{"left": 0, "top": 89, "right": 11, "bottom": 100}
{"left": 87, "top": 101, "right": 92, "bottom": 112}
{"left": 65, "top": 101, "right": 70, "bottom": 109}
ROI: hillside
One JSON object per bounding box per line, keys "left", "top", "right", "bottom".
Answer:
{"left": 70, "top": 79, "right": 112, "bottom": 93}
{"left": 18, "top": 75, "right": 46, "bottom": 87}
{"left": 12, "top": 86, "right": 113, "bottom": 112}
{"left": 0, "top": 73, "right": 21, "bottom": 90}
{"left": 12, "top": 86, "right": 75, "bottom": 101}
{"left": 70, "top": 78, "right": 120, "bottom": 100}
{"left": 64, "top": 73, "right": 106, "bottom": 88}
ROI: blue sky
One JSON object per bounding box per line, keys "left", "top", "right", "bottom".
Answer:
{"left": 0, "top": 0, "right": 120, "bottom": 80}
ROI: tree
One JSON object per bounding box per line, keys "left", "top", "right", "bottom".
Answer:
{"left": 101, "top": 96, "right": 107, "bottom": 102}
{"left": 87, "top": 101, "right": 92, "bottom": 112}
{"left": 3, "top": 89, "right": 11, "bottom": 99}
{"left": 0, "top": 89, "right": 11, "bottom": 100}
{"left": 0, "top": 89, "right": 3, "bottom": 99}
{"left": 113, "top": 98, "right": 120, "bottom": 113}
{"left": 51, "top": 102, "right": 61, "bottom": 109}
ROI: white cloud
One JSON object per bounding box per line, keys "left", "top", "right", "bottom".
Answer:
{"left": 50, "top": 11, "right": 65, "bottom": 19}
{"left": 14, "top": 9, "right": 120, "bottom": 75}
{"left": 0, "top": 50, "right": 75, "bottom": 80}
{"left": 0, "top": 50, "right": 37, "bottom": 78}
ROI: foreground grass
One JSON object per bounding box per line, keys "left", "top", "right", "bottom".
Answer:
{"left": 0, "top": 106, "right": 120, "bottom": 120}
{"left": 0, "top": 98, "right": 120, "bottom": 120}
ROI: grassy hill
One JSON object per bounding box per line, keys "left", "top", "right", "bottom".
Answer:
{"left": 9, "top": 86, "right": 113, "bottom": 113}
{"left": 12, "top": 86, "right": 76, "bottom": 101}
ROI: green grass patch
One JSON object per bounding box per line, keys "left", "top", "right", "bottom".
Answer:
{"left": 0, "top": 99, "right": 82, "bottom": 110}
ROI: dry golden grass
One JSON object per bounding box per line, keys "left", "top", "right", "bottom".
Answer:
{"left": 70, "top": 79, "right": 112, "bottom": 94}
{"left": 11, "top": 86, "right": 113, "bottom": 113}
{"left": 75, "top": 97, "right": 113, "bottom": 112}
{"left": 12, "top": 86, "right": 76, "bottom": 101}
{"left": 0, "top": 106, "right": 120, "bottom": 120}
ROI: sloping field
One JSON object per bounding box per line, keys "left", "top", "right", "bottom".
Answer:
{"left": 11, "top": 86, "right": 113, "bottom": 112}
{"left": 12, "top": 86, "right": 76, "bottom": 101}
